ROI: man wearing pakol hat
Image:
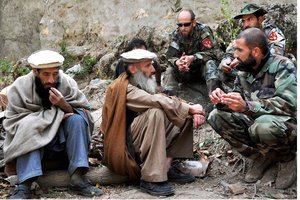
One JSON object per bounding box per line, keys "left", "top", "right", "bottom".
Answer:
{"left": 100, "top": 49, "right": 205, "bottom": 196}
{"left": 3, "top": 50, "right": 103, "bottom": 198}
{"left": 219, "top": 3, "right": 286, "bottom": 92}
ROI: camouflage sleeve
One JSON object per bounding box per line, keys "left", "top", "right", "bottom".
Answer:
{"left": 245, "top": 60, "right": 296, "bottom": 117}
{"left": 265, "top": 26, "right": 286, "bottom": 55}
{"left": 194, "top": 26, "right": 223, "bottom": 63}
{"left": 218, "top": 41, "right": 235, "bottom": 70}
{"left": 166, "top": 31, "right": 181, "bottom": 69}
{"left": 224, "top": 41, "right": 235, "bottom": 60}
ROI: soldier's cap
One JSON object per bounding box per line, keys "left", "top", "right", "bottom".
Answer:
{"left": 234, "top": 4, "right": 267, "bottom": 19}
{"left": 28, "top": 50, "right": 64, "bottom": 69}
{"left": 121, "top": 49, "right": 157, "bottom": 64}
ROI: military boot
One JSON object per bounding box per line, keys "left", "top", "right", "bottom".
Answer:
{"left": 275, "top": 158, "right": 296, "bottom": 189}
{"left": 245, "top": 153, "right": 277, "bottom": 183}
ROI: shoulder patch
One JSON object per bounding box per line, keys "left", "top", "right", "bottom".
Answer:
{"left": 170, "top": 41, "right": 180, "bottom": 50}
{"left": 202, "top": 37, "right": 213, "bottom": 49}
{"left": 268, "top": 31, "right": 278, "bottom": 41}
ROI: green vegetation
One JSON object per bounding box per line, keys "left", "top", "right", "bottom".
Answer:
{"left": 171, "top": 0, "right": 182, "bottom": 13}
{"left": 59, "top": 37, "right": 97, "bottom": 79}
{"left": 217, "top": 0, "right": 241, "bottom": 49}
{"left": 220, "top": 0, "right": 231, "bottom": 19}
{"left": 72, "top": 57, "right": 97, "bottom": 79}
{"left": 0, "top": 59, "right": 30, "bottom": 88}
{"left": 59, "top": 38, "right": 77, "bottom": 72}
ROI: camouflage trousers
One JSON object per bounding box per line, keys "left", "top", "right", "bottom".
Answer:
{"left": 208, "top": 109, "right": 297, "bottom": 161}
{"left": 162, "top": 59, "right": 219, "bottom": 92}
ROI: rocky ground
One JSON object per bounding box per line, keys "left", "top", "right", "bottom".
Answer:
{"left": 0, "top": 80, "right": 297, "bottom": 199}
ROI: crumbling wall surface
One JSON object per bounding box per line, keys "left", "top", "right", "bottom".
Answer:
{"left": 0, "top": 0, "right": 296, "bottom": 62}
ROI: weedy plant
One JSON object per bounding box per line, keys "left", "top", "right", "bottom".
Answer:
{"left": 171, "top": 0, "right": 182, "bottom": 13}
{"left": 216, "top": 0, "right": 241, "bottom": 50}
{"left": 0, "top": 59, "right": 30, "bottom": 89}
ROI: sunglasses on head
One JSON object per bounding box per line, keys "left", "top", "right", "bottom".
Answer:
{"left": 177, "top": 22, "right": 192, "bottom": 27}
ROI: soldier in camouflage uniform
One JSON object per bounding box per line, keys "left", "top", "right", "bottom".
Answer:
{"left": 219, "top": 4, "right": 286, "bottom": 92}
{"left": 163, "top": 9, "right": 223, "bottom": 95}
{"left": 208, "top": 28, "right": 296, "bottom": 189}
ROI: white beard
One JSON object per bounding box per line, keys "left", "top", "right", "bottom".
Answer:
{"left": 130, "top": 71, "right": 157, "bottom": 94}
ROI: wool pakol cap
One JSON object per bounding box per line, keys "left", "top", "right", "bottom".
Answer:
{"left": 234, "top": 4, "right": 267, "bottom": 19}
{"left": 28, "top": 50, "right": 65, "bottom": 68}
{"left": 121, "top": 49, "right": 157, "bottom": 63}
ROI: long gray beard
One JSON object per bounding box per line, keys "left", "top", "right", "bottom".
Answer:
{"left": 130, "top": 71, "right": 157, "bottom": 94}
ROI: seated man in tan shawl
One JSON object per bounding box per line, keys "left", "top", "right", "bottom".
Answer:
{"left": 101, "top": 49, "right": 205, "bottom": 196}
{"left": 3, "top": 50, "right": 103, "bottom": 199}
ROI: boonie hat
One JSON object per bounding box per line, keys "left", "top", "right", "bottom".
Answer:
{"left": 234, "top": 4, "right": 267, "bottom": 19}
{"left": 28, "top": 50, "right": 65, "bottom": 68}
{"left": 121, "top": 49, "right": 157, "bottom": 64}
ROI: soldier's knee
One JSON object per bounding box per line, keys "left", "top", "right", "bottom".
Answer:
{"left": 249, "top": 116, "right": 285, "bottom": 143}
{"left": 207, "top": 108, "right": 221, "bottom": 128}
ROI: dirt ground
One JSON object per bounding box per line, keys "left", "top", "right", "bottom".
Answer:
{"left": 0, "top": 124, "right": 296, "bottom": 199}
{"left": 0, "top": 82, "right": 297, "bottom": 199}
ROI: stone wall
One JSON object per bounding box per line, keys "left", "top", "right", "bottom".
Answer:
{"left": 0, "top": 0, "right": 296, "bottom": 62}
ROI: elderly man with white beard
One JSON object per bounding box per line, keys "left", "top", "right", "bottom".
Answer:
{"left": 100, "top": 49, "right": 205, "bottom": 196}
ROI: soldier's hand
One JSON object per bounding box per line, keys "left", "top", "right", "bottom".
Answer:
{"left": 209, "top": 88, "right": 225, "bottom": 105}
{"left": 176, "top": 58, "right": 186, "bottom": 72}
{"left": 181, "top": 55, "right": 194, "bottom": 69}
{"left": 221, "top": 58, "right": 239, "bottom": 73}
{"left": 221, "top": 92, "right": 247, "bottom": 112}
{"left": 229, "top": 59, "right": 239, "bottom": 69}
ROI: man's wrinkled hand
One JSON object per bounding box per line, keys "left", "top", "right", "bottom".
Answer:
{"left": 189, "top": 104, "right": 205, "bottom": 116}
{"left": 193, "top": 114, "right": 205, "bottom": 128}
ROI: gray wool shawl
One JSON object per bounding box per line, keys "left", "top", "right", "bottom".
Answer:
{"left": 3, "top": 71, "right": 93, "bottom": 163}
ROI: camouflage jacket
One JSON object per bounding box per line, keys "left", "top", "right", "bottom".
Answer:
{"left": 233, "top": 54, "right": 296, "bottom": 119}
{"left": 223, "top": 20, "right": 286, "bottom": 61}
{"left": 166, "top": 22, "right": 223, "bottom": 67}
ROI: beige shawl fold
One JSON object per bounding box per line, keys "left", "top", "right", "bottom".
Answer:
{"left": 3, "top": 71, "right": 93, "bottom": 163}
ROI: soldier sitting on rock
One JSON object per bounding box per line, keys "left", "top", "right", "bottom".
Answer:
{"left": 208, "top": 28, "right": 296, "bottom": 189}
{"left": 163, "top": 9, "right": 223, "bottom": 96}
{"left": 219, "top": 3, "right": 286, "bottom": 92}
